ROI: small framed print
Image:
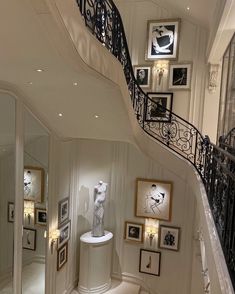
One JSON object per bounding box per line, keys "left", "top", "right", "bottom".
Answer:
{"left": 23, "top": 228, "right": 36, "bottom": 251}
{"left": 159, "top": 225, "right": 180, "bottom": 251}
{"left": 135, "top": 178, "right": 172, "bottom": 221}
{"left": 8, "top": 202, "right": 15, "bottom": 223}
{"left": 24, "top": 166, "right": 44, "bottom": 203}
{"left": 35, "top": 208, "right": 47, "bottom": 226}
{"left": 145, "top": 92, "right": 173, "bottom": 122}
{"left": 57, "top": 243, "right": 68, "bottom": 271}
{"left": 134, "top": 65, "right": 152, "bottom": 89}
{"left": 58, "top": 220, "right": 71, "bottom": 249}
{"left": 58, "top": 197, "right": 70, "bottom": 227}
{"left": 139, "top": 249, "right": 161, "bottom": 276}
{"left": 146, "top": 19, "right": 180, "bottom": 60}
{"left": 124, "top": 221, "right": 144, "bottom": 243}
{"left": 168, "top": 63, "right": 192, "bottom": 90}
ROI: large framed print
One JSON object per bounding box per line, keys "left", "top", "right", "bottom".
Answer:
{"left": 124, "top": 221, "right": 144, "bottom": 243}
{"left": 169, "top": 63, "right": 192, "bottom": 90}
{"left": 146, "top": 19, "right": 180, "bottom": 60}
{"left": 145, "top": 92, "right": 173, "bottom": 122}
{"left": 139, "top": 249, "right": 161, "bottom": 276}
{"left": 134, "top": 65, "right": 152, "bottom": 89}
{"left": 135, "top": 178, "right": 172, "bottom": 221}
{"left": 58, "top": 220, "right": 71, "bottom": 249}
{"left": 58, "top": 197, "right": 70, "bottom": 227}
{"left": 24, "top": 166, "right": 45, "bottom": 203}
{"left": 23, "top": 228, "right": 36, "bottom": 251}
{"left": 159, "top": 225, "right": 180, "bottom": 251}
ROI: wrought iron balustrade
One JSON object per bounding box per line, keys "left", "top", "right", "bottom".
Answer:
{"left": 76, "top": 0, "right": 235, "bottom": 287}
{"left": 219, "top": 128, "right": 235, "bottom": 155}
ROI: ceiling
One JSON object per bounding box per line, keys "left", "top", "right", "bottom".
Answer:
{"left": 0, "top": 0, "right": 133, "bottom": 144}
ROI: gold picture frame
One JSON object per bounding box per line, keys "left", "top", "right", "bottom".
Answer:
{"left": 124, "top": 221, "right": 144, "bottom": 243}
{"left": 24, "top": 166, "right": 45, "bottom": 203}
{"left": 135, "top": 178, "right": 173, "bottom": 221}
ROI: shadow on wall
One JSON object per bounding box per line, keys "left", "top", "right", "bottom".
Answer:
{"left": 77, "top": 185, "right": 90, "bottom": 215}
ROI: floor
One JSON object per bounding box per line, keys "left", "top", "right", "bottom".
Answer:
{"left": 0, "top": 263, "right": 45, "bottom": 294}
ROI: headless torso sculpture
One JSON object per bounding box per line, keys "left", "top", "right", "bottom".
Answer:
{"left": 92, "top": 180, "right": 108, "bottom": 237}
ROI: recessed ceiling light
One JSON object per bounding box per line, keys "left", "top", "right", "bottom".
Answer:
{"left": 73, "top": 82, "right": 78, "bottom": 86}
{"left": 36, "top": 69, "right": 44, "bottom": 72}
{"left": 94, "top": 115, "right": 99, "bottom": 118}
{"left": 187, "top": 6, "right": 190, "bottom": 10}
{"left": 58, "top": 113, "right": 63, "bottom": 117}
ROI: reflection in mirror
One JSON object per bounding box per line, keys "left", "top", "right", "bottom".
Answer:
{"left": 22, "top": 109, "right": 49, "bottom": 294}
{"left": 0, "top": 93, "right": 15, "bottom": 293}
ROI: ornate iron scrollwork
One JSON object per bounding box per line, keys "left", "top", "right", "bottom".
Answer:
{"left": 76, "top": 0, "right": 235, "bottom": 287}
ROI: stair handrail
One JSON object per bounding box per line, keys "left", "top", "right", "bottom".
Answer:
{"left": 76, "top": 0, "right": 235, "bottom": 287}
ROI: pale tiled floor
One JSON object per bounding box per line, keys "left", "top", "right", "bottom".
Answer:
{"left": 0, "top": 263, "right": 45, "bottom": 294}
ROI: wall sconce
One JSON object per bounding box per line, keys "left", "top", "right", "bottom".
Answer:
{"left": 24, "top": 201, "right": 34, "bottom": 225}
{"left": 146, "top": 226, "right": 158, "bottom": 246}
{"left": 49, "top": 229, "right": 60, "bottom": 254}
{"left": 153, "top": 62, "right": 168, "bottom": 85}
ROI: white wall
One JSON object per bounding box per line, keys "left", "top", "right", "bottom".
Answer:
{"left": 114, "top": 0, "right": 208, "bottom": 132}
{"left": 53, "top": 138, "right": 203, "bottom": 294}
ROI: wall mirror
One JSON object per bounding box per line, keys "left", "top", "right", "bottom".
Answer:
{"left": 22, "top": 109, "right": 49, "bottom": 294}
{"left": 0, "top": 92, "right": 15, "bottom": 293}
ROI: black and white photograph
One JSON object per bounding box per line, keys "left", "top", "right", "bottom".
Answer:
{"left": 23, "top": 228, "right": 36, "bottom": 251}
{"left": 134, "top": 65, "right": 152, "bottom": 88}
{"left": 168, "top": 63, "right": 192, "bottom": 89}
{"left": 135, "top": 178, "right": 172, "bottom": 221}
{"left": 58, "top": 197, "right": 70, "bottom": 227}
{"left": 145, "top": 92, "right": 173, "bottom": 122}
{"left": 8, "top": 202, "right": 14, "bottom": 223}
{"left": 124, "top": 221, "right": 144, "bottom": 243}
{"left": 139, "top": 249, "right": 161, "bottom": 276}
{"left": 24, "top": 166, "right": 44, "bottom": 203}
{"left": 57, "top": 243, "right": 68, "bottom": 271}
{"left": 146, "top": 19, "right": 180, "bottom": 60}
{"left": 159, "top": 225, "right": 180, "bottom": 251}
{"left": 58, "top": 220, "right": 71, "bottom": 249}
{"left": 35, "top": 208, "right": 47, "bottom": 226}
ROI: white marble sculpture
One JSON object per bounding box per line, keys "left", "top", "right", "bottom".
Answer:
{"left": 92, "top": 180, "right": 108, "bottom": 237}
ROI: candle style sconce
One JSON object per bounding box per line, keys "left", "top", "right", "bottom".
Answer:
{"left": 146, "top": 226, "right": 158, "bottom": 246}
{"left": 49, "top": 229, "right": 60, "bottom": 254}
{"left": 24, "top": 200, "right": 34, "bottom": 225}
{"left": 153, "top": 61, "right": 168, "bottom": 85}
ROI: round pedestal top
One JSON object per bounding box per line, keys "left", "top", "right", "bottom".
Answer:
{"left": 80, "top": 231, "right": 113, "bottom": 244}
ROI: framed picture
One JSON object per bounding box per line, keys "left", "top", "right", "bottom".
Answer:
{"left": 35, "top": 208, "right": 47, "bottom": 226}
{"left": 8, "top": 202, "right": 14, "bottom": 223}
{"left": 134, "top": 65, "right": 152, "bottom": 88}
{"left": 23, "top": 228, "right": 36, "bottom": 251}
{"left": 58, "top": 220, "right": 71, "bottom": 249}
{"left": 124, "top": 221, "right": 144, "bottom": 243}
{"left": 159, "top": 225, "right": 180, "bottom": 251}
{"left": 135, "top": 178, "right": 172, "bottom": 221}
{"left": 58, "top": 197, "right": 70, "bottom": 227}
{"left": 24, "top": 166, "right": 44, "bottom": 203}
{"left": 139, "top": 249, "right": 161, "bottom": 276}
{"left": 57, "top": 243, "right": 68, "bottom": 271}
{"left": 168, "top": 63, "right": 192, "bottom": 89}
{"left": 145, "top": 92, "right": 173, "bottom": 122}
{"left": 146, "top": 19, "right": 180, "bottom": 60}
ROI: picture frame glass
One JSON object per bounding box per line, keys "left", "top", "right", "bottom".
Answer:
{"left": 24, "top": 167, "right": 44, "bottom": 202}
{"left": 169, "top": 64, "right": 192, "bottom": 89}
{"left": 134, "top": 66, "right": 152, "bottom": 88}
{"left": 58, "top": 221, "right": 71, "bottom": 249}
{"left": 145, "top": 92, "right": 173, "bottom": 122}
{"left": 58, "top": 197, "right": 69, "bottom": 226}
{"left": 146, "top": 19, "right": 180, "bottom": 60}
{"left": 22, "top": 228, "right": 36, "bottom": 251}
{"left": 125, "top": 222, "right": 143, "bottom": 242}
{"left": 159, "top": 226, "right": 180, "bottom": 251}
{"left": 139, "top": 249, "right": 161, "bottom": 276}
{"left": 135, "top": 179, "right": 172, "bottom": 221}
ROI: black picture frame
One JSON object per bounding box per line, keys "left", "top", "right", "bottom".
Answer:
{"left": 57, "top": 243, "right": 68, "bottom": 271}
{"left": 58, "top": 197, "right": 70, "bottom": 228}
{"left": 145, "top": 92, "right": 173, "bottom": 122}
{"left": 23, "top": 228, "right": 36, "bottom": 251}
{"left": 58, "top": 220, "right": 71, "bottom": 249}
{"left": 159, "top": 225, "right": 180, "bottom": 251}
{"left": 139, "top": 249, "right": 161, "bottom": 276}
{"left": 134, "top": 65, "right": 152, "bottom": 89}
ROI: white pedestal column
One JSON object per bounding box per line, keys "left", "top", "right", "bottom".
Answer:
{"left": 78, "top": 231, "right": 113, "bottom": 294}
